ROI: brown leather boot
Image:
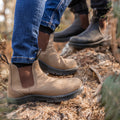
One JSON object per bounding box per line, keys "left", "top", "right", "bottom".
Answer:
{"left": 69, "top": 9, "right": 111, "bottom": 49}
{"left": 54, "top": 14, "right": 89, "bottom": 42}
{"left": 38, "top": 41, "right": 78, "bottom": 76}
{"left": 7, "top": 59, "right": 82, "bottom": 105}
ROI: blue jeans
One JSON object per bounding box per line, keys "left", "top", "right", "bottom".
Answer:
{"left": 12, "top": 0, "right": 71, "bottom": 64}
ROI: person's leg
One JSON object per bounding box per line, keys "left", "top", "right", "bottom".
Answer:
{"left": 54, "top": 0, "right": 89, "bottom": 42}
{"left": 8, "top": 0, "right": 81, "bottom": 104}
{"left": 69, "top": 0, "right": 112, "bottom": 49}
{"left": 40, "top": 0, "right": 72, "bottom": 34}
{"left": 91, "top": 0, "right": 112, "bottom": 32}
{"left": 69, "top": 0, "right": 89, "bottom": 29}
{"left": 38, "top": 0, "right": 72, "bottom": 50}
{"left": 37, "top": 0, "right": 78, "bottom": 76}
{"left": 12, "top": 0, "right": 45, "bottom": 64}
{"left": 12, "top": 0, "right": 46, "bottom": 88}
{"left": 91, "top": 0, "right": 112, "bottom": 17}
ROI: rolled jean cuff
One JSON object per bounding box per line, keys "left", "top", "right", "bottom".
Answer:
{"left": 40, "top": 20, "right": 57, "bottom": 32}
{"left": 11, "top": 56, "right": 37, "bottom": 64}
{"left": 40, "top": 0, "right": 72, "bottom": 32}
{"left": 39, "top": 25, "right": 54, "bottom": 34}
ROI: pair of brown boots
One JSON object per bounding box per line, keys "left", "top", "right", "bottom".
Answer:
{"left": 7, "top": 41, "right": 82, "bottom": 104}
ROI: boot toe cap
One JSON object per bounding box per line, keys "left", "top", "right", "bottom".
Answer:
{"left": 52, "top": 77, "right": 82, "bottom": 96}
{"left": 64, "top": 58, "right": 78, "bottom": 70}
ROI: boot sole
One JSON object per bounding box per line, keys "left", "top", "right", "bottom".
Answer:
{"left": 69, "top": 39, "right": 111, "bottom": 49}
{"left": 54, "top": 37, "right": 70, "bottom": 42}
{"left": 7, "top": 88, "right": 81, "bottom": 105}
{"left": 39, "top": 60, "right": 77, "bottom": 76}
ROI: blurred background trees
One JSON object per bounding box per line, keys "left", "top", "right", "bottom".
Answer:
{"left": 0, "top": 0, "right": 74, "bottom": 40}
{"left": 0, "top": 0, "right": 120, "bottom": 40}
{"left": 0, "top": 0, "right": 16, "bottom": 40}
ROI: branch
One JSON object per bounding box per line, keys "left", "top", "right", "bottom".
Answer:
{"left": 89, "top": 65, "right": 103, "bottom": 84}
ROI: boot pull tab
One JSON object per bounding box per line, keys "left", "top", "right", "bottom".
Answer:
{"left": 0, "top": 54, "right": 9, "bottom": 65}
{"left": 36, "top": 48, "right": 42, "bottom": 60}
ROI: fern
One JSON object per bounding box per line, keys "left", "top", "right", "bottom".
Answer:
{"left": 101, "top": 74, "right": 120, "bottom": 120}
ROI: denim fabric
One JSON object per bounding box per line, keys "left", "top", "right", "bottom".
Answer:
{"left": 12, "top": 0, "right": 71, "bottom": 64}
{"left": 40, "top": 0, "right": 72, "bottom": 32}
{"left": 12, "top": 0, "right": 46, "bottom": 64}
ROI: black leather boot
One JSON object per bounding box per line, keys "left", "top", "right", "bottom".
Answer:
{"left": 69, "top": 10, "right": 111, "bottom": 49}
{"left": 54, "top": 14, "right": 85, "bottom": 42}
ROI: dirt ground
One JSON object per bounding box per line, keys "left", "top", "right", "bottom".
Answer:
{"left": 0, "top": 40, "right": 120, "bottom": 120}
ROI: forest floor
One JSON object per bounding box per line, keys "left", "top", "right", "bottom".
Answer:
{"left": 0, "top": 39, "right": 120, "bottom": 120}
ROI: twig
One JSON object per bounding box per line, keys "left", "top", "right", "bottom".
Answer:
{"left": 0, "top": 83, "right": 7, "bottom": 89}
{"left": 89, "top": 65, "right": 103, "bottom": 84}
{"left": 0, "top": 86, "right": 3, "bottom": 90}
{"left": 92, "top": 84, "right": 103, "bottom": 98}
{"left": 89, "top": 66, "right": 104, "bottom": 98}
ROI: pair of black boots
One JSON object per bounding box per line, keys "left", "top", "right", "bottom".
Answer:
{"left": 54, "top": 12, "right": 111, "bottom": 49}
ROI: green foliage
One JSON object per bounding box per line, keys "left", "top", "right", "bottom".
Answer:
{"left": 101, "top": 74, "right": 120, "bottom": 120}
{"left": 0, "top": 97, "right": 17, "bottom": 120}
{"left": 113, "top": 1, "right": 120, "bottom": 38}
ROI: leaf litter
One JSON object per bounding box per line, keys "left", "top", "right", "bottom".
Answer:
{"left": 1, "top": 40, "right": 120, "bottom": 120}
